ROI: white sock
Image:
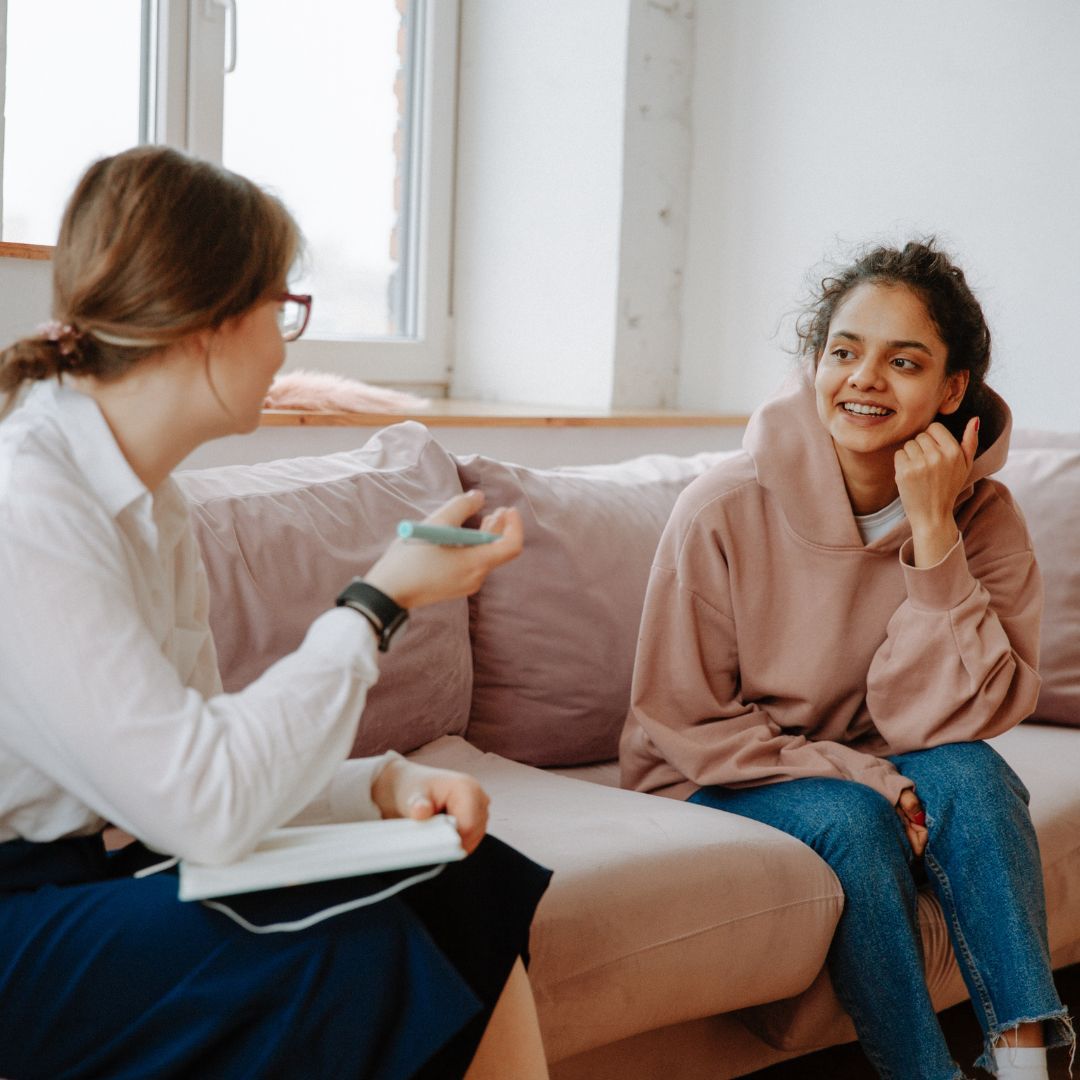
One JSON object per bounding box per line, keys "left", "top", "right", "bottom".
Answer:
{"left": 993, "top": 1045, "right": 1049, "bottom": 1080}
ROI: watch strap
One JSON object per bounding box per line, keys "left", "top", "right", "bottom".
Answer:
{"left": 335, "top": 578, "right": 409, "bottom": 652}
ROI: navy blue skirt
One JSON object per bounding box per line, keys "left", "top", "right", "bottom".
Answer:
{"left": 0, "top": 831, "right": 551, "bottom": 1079}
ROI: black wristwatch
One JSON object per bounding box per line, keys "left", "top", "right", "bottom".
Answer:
{"left": 335, "top": 578, "right": 409, "bottom": 652}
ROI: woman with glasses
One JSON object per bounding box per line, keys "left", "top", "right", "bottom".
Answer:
{"left": 0, "top": 146, "right": 551, "bottom": 1080}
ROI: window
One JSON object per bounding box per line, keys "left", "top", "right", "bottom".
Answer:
{"left": 223, "top": 2, "right": 405, "bottom": 340}
{"left": 0, "top": 0, "right": 457, "bottom": 387}
{"left": 0, "top": 0, "right": 147, "bottom": 244}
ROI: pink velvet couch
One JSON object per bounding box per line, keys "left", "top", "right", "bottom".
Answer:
{"left": 175, "top": 422, "right": 1080, "bottom": 1079}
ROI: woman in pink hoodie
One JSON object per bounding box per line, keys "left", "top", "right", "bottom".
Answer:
{"left": 621, "top": 241, "right": 1069, "bottom": 1080}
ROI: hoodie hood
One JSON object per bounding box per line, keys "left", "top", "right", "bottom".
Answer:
{"left": 743, "top": 373, "right": 1013, "bottom": 549}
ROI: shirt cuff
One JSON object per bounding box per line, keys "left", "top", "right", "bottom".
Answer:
{"left": 898, "top": 534, "right": 978, "bottom": 612}
{"left": 878, "top": 767, "right": 916, "bottom": 807}
{"left": 296, "top": 751, "right": 404, "bottom": 824}
{"left": 330, "top": 751, "right": 404, "bottom": 821}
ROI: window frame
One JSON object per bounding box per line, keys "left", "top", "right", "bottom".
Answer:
{"left": 0, "top": 0, "right": 458, "bottom": 390}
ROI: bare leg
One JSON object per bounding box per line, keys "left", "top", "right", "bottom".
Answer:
{"left": 464, "top": 958, "right": 549, "bottom": 1080}
{"left": 995, "top": 1021, "right": 1045, "bottom": 1048}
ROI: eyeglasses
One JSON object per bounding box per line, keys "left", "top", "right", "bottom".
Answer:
{"left": 276, "top": 293, "right": 313, "bottom": 342}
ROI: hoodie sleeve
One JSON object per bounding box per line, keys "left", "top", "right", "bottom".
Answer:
{"left": 866, "top": 483, "right": 1042, "bottom": 751}
{"left": 623, "top": 502, "right": 912, "bottom": 807}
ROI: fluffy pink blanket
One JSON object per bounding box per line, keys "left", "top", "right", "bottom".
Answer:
{"left": 264, "top": 369, "right": 430, "bottom": 413}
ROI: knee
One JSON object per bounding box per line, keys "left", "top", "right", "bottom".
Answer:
{"left": 904, "top": 745, "right": 1036, "bottom": 857}
{"left": 913, "top": 742, "right": 1030, "bottom": 819}
{"left": 801, "top": 784, "right": 910, "bottom": 883}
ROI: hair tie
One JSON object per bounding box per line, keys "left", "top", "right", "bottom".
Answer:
{"left": 36, "top": 319, "right": 84, "bottom": 361}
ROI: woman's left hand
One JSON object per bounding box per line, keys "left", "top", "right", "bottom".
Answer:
{"left": 895, "top": 418, "right": 979, "bottom": 567}
{"left": 371, "top": 757, "right": 490, "bottom": 855}
{"left": 896, "top": 788, "right": 928, "bottom": 858}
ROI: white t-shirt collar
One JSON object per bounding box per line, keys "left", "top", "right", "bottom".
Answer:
{"left": 853, "top": 494, "right": 907, "bottom": 545}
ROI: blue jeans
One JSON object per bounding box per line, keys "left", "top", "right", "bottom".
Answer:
{"left": 689, "top": 741, "right": 1072, "bottom": 1080}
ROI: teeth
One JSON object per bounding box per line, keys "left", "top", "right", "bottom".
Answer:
{"left": 842, "top": 402, "right": 892, "bottom": 416}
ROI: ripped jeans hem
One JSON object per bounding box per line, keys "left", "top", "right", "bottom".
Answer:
{"left": 975, "top": 1007, "right": 1075, "bottom": 1075}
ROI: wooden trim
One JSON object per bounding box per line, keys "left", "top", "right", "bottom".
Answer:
{"left": 0, "top": 242, "right": 53, "bottom": 261}
{"left": 261, "top": 401, "right": 748, "bottom": 429}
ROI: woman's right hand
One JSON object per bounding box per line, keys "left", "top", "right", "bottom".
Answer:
{"left": 371, "top": 757, "right": 490, "bottom": 855}
{"left": 363, "top": 489, "right": 523, "bottom": 610}
{"left": 896, "top": 788, "right": 928, "bottom": 857}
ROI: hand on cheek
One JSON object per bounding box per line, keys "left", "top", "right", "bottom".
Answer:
{"left": 895, "top": 417, "right": 979, "bottom": 567}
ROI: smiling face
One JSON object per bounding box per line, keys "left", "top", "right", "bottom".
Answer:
{"left": 814, "top": 282, "right": 969, "bottom": 483}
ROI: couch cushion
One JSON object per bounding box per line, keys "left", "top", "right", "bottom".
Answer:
{"left": 455, "top": 451, "right": 735, "bottom": 766}
{"left": 176, "top": 422, "right": 472, "bottom": 756}
{"left": 408, "top": 735, "right": 844, "bottom": 1064}
{"left": 739, "top": 722, "right": 1080, "bottom": 1052}
{"left": 997, "top": 440, "right": 1080, "bottom": 726}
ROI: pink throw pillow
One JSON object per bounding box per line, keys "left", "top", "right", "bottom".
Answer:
{"left": 176, "top": 422, "right": 472, "bottom": 756}
{"left": 456, "top": 451, "right": 736, "bottom": 766}
{"left": 997, "top": 440, "right": 1080, "bottom": 727}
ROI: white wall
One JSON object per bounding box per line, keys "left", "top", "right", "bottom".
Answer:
{"left": 0, "top": 258, "right": 51, "bottom": 342}
{"left": 451, "top": 0, "right": 697, "bottom": 412}
{"left": 611, "top": 0, "right": 694, "bottom": 410}
{"left": 679, "top": 0, "right": 1080, "bottom": 433}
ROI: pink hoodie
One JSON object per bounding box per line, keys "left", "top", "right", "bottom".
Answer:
{"left": 620, "top": 377, "right": 1042, "bottom": 806}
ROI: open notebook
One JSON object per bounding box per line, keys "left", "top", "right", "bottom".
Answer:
{"left": 178, "top": 815, "right": 466, "bottom": 901}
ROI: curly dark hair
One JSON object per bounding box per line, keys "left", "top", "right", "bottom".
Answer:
{"left": 796, "top": 240, "right": 992, "bottom": 440}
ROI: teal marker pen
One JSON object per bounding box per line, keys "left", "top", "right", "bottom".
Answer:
{"left": 397, "top": 521, "right": 500, "bottom": 546}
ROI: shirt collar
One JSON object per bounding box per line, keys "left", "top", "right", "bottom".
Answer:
{"left": 30, "top": 380, "right": 149, "bottom": 519}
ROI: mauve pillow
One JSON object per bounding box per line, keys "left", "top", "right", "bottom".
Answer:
{"left": 996, "top": 439, "right": 1080, "bottom": 727}
{"left": 456, "top": 450, "right": 736, "bottom": 767}
{"left": 175, "top": 422, "right": 472, "bottom": 756}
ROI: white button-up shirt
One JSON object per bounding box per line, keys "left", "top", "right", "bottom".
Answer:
{"left": 0, "top": 381, "right": 388, "bottom": 864}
